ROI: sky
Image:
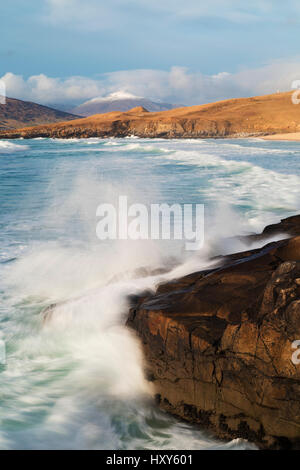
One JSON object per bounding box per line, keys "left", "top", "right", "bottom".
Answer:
{"left": 1, "top": 0, "right": 300, "bottom": 106}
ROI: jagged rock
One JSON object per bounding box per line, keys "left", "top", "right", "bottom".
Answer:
{"left": 127, "top": 216, "right": 300, "bottom": 449}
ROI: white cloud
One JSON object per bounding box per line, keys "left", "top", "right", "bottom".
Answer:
{"left": 1, "top": 73, "right": 104, "bottom": 105}
{"left": 2, "top": 60, "right": 300, "bottom": 107}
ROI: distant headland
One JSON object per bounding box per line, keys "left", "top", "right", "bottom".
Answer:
{"left": 1, "top": 91, "right": 300, "bottom": 140}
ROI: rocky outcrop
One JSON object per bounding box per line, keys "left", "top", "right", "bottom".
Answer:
{"left": 127, "top": 215, "right": 300, "bottom": 449}
{"left": 1, "top": 91, "right": 300, "bottom": 139}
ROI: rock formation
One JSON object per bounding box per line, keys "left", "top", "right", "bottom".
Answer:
{"left": 127, "top": 215, "right": 300, "bottom": 449}
{"left": 1, "top": 91, "right": 300, "bottom": 139}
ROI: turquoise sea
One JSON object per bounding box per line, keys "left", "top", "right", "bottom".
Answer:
{"left": 0, "top": 137, "right": 299, "bottom": 449}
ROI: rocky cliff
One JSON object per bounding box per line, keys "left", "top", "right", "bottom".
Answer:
{"left": 127, "top": 215, "right": 300, "bottom": 449}
{"left": 1, "top": 91, "right": 300, "bottom": 139}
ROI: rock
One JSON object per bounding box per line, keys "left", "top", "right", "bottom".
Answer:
{"left": 127, "top": 216, "right": 300, "bottom": 449}
{"left": 1, "top": 91, "right": 300, "bottom": 139}
{"left": 261, "top": 215, "right": 300, "bottom": 238}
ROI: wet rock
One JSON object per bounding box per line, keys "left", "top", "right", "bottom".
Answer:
{"left": 127, "top": 216, "right": 300, "bottom": 449}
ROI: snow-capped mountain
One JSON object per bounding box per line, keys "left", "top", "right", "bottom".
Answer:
{"left": 71, "top": 92, "right": 181, "bottom": 116}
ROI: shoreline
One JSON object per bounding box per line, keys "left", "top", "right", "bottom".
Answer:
{"left": 262, "top": 132, "right": 300, "bottom": 141}
{"left": 1, "top": 133, "right": 299, "bottom": 141}
{"left": 2, "top": 131, "right": 300, "bottom": 142}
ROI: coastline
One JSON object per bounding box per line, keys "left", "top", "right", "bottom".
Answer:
{"left": 1, "top": 91, "right": 300, "bottom": 141}
{"left": 262, "top": 132, "right": 300, "bottom": 141}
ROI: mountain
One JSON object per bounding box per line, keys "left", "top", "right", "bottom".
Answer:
{"left": 71, "top": 92, "right": 180, "bottom": 116}
{"left": 1, "top": 91, "right": 300, "bottom": 139}
{"left": 0, "top": 97, "right": 80, "bottom": 130}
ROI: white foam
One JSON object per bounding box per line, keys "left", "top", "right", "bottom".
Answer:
{"left": 121, "top": 143, "right": 171, "bottom": 153}
{"left": 0, "top": 140, "right": 28, "bottom": 153}
{"left": 161, "top": 147, "right": 300, "bottom": 230}
{"left": 0, "top": 137, "right": 290, "bottom": 449}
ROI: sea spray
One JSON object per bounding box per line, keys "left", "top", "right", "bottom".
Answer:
{"left": 0, "top": 140, "right": 28, "bottom": 153}
{"left": 0, "top": 137, "right": 299, "bottom": 449}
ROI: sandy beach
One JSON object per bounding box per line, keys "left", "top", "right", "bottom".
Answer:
{"left": 263, "top": 132, "right": 300, "bottom": 141}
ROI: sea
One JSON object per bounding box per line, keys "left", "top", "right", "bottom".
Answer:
{"left": 0, "top": 136, "right": 299, "bottom": 450}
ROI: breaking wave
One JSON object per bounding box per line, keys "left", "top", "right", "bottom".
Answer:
{"left": 0, "top": 141, "right": 28, "bottom": 153}
{"left": 1, "top": 136, "right": 297, "bottom": 449}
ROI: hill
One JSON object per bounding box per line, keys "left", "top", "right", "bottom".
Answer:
{"left": 71, "top": 92, "right": 180, "bottom": 116}
{"left": 0, "top": 97, "right": 80, "bottom": 130}
{"left": 1, "top": 91, "right": 299, "bottom": 139}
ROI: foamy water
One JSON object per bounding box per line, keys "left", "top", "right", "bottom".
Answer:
{"left": 0, "top": 140, "right": 28, "bottom": 153}
{"left": 0, "top": 137, "right": 299, "bottom": 449}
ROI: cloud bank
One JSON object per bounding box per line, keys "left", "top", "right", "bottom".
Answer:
{"left": 2, "top": 60, "right": 300, "bottom": 107}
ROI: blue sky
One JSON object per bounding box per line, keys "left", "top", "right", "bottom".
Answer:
{"left": 1, "top": 1, "right": 300, "bottom": 105}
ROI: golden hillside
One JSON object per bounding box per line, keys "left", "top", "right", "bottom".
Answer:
{"left": 0, "top": 91, "right": 299, "bottom": 139}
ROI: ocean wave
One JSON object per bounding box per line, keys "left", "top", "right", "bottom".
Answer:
{"left": 121, "top": 143, "right": 171, "bottom": 153}
{"left": 103, "top": 140, "right": 121, "bottom": 146}
{"left": 0, "top": 136, "right": 296, "bottom": 450}
{"left": 90, "top": 142, "right": 172, "bottom": 154}
{"left": 161, "top": 148, "right": 300, "bottom": 230}
{"left": 219, "top": 142, "right": 298, "bottom": 155}
{"left": 50, "top": 137, "right": 82, "bottom": 143}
